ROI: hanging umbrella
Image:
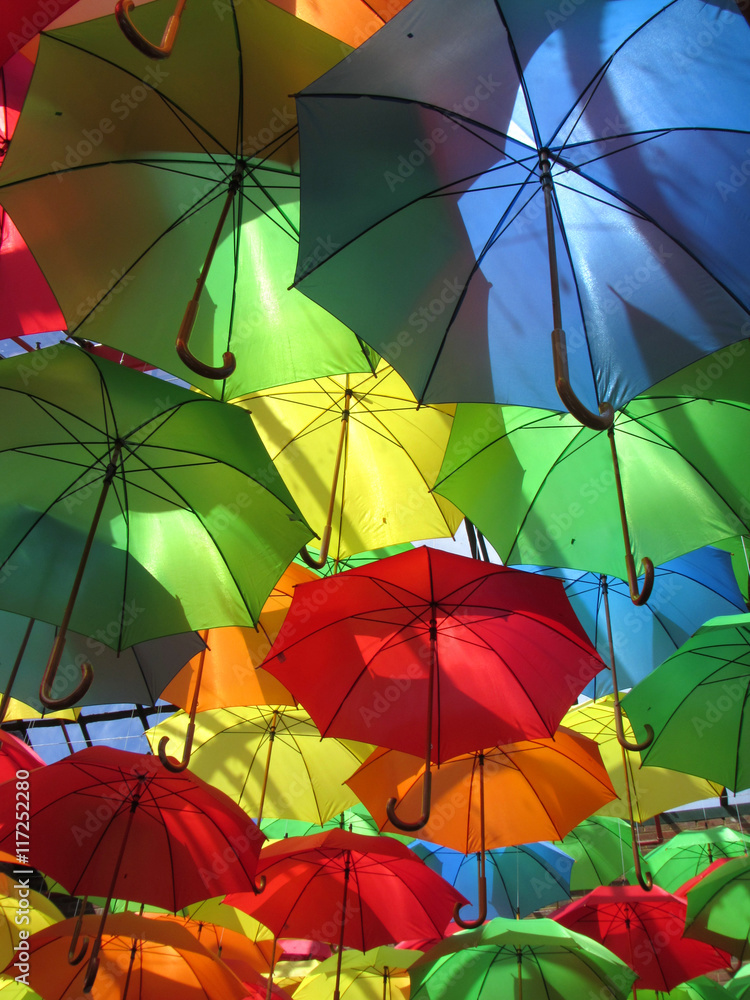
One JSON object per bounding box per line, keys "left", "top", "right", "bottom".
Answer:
{"left": 0, "top": 0, "right": 376, "bottom": 395}
{"left": 265, "top": 1, "right": 412, "bottom": 49}
{"left": 262, "top": 545, "right": 606, "bottom": 830}
{"left": 555, "top": 816, "right": 644, "bottom": 892}
{"left": 0, "top": 343, "right": 311, "bottom": 710}
{"left": 0, "top": 731, "right": 44, "bottom": 782}
{"left": 226, "top": 830, "right": 467, "bottom": 1000}
{"left": 553, "top": 885, "right": 732, "bottom": 992}
{"left": 0, "top": 872, "right": 63, "bottom": 971}
{"left": 146, "top": 705, "right": 376, "bottom": 825}
{"left": 516, "top": 547, "right": 748, "bottom": 698}
{"left": 623, "top": 614, "right": 750, "bottom": 793}
{"left": 0, "top": 747, "right": 266, "bottom": 990}
{"left": 161, "top": 563, "right": 316, "bottom": 715}
{"left": 19, "top": 911, "right": 250, "bottom": 1000}
{"left": 233, "top": 360, "right": 462, "bottom": 566}
{"left": 292, "top": 946, "right": 422, "bottom": 1000}
{"left": 408, "top": 916, "right": 637, "bottom": 1000}
{"left": 411, "top": 839, "right": 574, "bottom": 920}
{"left": 295, "top": 543, "right": 414, "bottom": 578}
{"left": 346, "top": 729, "right": 615, "bottom": 926}
{"left": 291, "top": 0, "right": 750, "bottom": 426}
{"left": 633, "top": 829, "right": 750, "bottom": 895}
{"left": 0, "top": 610, "right": 206, "bottom": 718}
{"left": 726, "top": 964, "right": 750, "bottom": 1000}
{"left": 259, "top": 803, "right": 409, "bottom": 843}
{"left": 682, "top": 855, "right": 750, "bottom": 963}
{"left": 0, "top": 2, "right": 81, "bottom": 66}
{"left": 637, "top": 976, "right": 731, "bottom": 1000}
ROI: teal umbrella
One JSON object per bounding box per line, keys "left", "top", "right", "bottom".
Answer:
{"left": 624, "top": 614, "right": 750, "bottom": 792}
{"left": 0, "top": 344, "right": 311, "bottom": 713}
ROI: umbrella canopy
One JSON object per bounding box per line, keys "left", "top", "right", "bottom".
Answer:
{"left": 433, "top": 351, "right": 750, "bottom": 601}
{"left": 517, "top": 547, "right": 748, "bottom": 698}
{"left": 345, "top": 730, "right": 616, "bottom": 851}
{"left": 0, "top": 731, "right": 44, "bottom": 782}
{"left": 295, "top": 543, "right": 414, "bottom": 578}
{"left": 19, "top": 911, "right": 250, "bottom": 1000}
{"left": 556, "top": 816, "right": 644, "bottom": 892}
{"left": 291, "top": 0, "right": 750, "bottom": 421}
{"left": 562, "top": 698, "right": 723, "bottom": 824}
{"left": 233, "top": 361, "right": 462, "bottom": 563}
{"left": 263, "top": 545, "right": 605, "bottom": 763}
{"left": 634, "top": 829, "right": 750, "bottom": 895}
{"left": 293, "top": 946, "right": 422, "bottom": 1000}
{"left": 0, "top": 872, "right": 63, "bottom": 971}
{"left": 623, "top": 614, "right": 750, "bottom": 792}
{"left": 0, "top": 610, "right": 206, "bottom": 712}
{"left": 225, "top": 830, "right": 467, "bottom": 951}
{"left": 408, "top": 916, "right": 637, "bottom": 1000}
{"left": 161, "top": 564, "right": 316, "bottom": 714}
{"left": 637, "top": 977, "right": 731, "bottom": 1000}
{"left": 727, "top": 964, "right": 750, "bottom": 1000}
{"left": 0, "top": 0, "right": 376, "bottom": 396}
{"left": 146, "top": 705, "right": 376, "bottom": 825}
{"left": 0, "top": 344, "right": 311, "bottom": 707}
{"left": 683, "top": 855, "right": 750, "bottom": 962}
{"left": 412, "top": 839, "right": 574, "bottom": 920}
{"left": 0, "top": 747, "right": 265, "bottom": 910}
{"left": 266, "top": 1, "right": 411, "bottom": 48}
{"left": 259, "top": 803, "right": 411, "bottom": 843}
{"left": 553, "top": 884, "right": 732, "bottom": 992}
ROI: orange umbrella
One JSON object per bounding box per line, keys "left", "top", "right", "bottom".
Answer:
{"left": 161, "top": 564, "right": 316, "bottom": 714}
{"left": 22, "top": 911, "right": 250, "bottom": 1000}
{"left": 142, "top": 913, "right": 278, "bottom": 980}
{"left": 346, "top": 728, "right": 616, "bottom": 927}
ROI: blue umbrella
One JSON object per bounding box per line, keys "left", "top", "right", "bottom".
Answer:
{"left": 516, "top": 547, "right": 747, "bottom": 698}
{"left": 411, "top": 840, "right": 574, "bottom": 920}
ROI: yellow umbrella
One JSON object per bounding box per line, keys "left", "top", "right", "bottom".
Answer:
{"left": 233, "top": 360, "right": 462, "bottom": 567}
{"left": 562, "top": 696, "right": 723, "bottom": 822}
{"left": 0, "top": 977, "right": 41, "bottom": 999}
{"left": 0, "top": 872, "right": 64, "bottom": 971}
{"left": 147, "top": 705, "right": 375, "bottom": 825}
{"left": 295, "top": 947, "right": 422, "bottom": 1000}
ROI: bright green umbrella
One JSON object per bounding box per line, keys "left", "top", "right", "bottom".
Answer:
{"left": 408, "top": 917, "right": 637, "bottom": 1000}
{"left": 633, "top": 975, "right": 729, "bottom": 1000}
{"left": 623, "top": 615, "right": 750, "bottom": 792}
{"left": 296, "top": 543, "right": 415, "bottom": 577}
{"left": 433, "top": 350, "right": 750, "bottom": 604}
{"left": 631, "top": 829, "right": 750, "bottom": 895}
{"left": 683, "top": 855, "right": 750, "bottom": 962}
{"left": 726, "top": 964, "right": 750, "bottom": 1000}
{"left": 0, "top": 0, "right": 374, "bottom": 396}
{"left": 555, "top": 816, "right": 644, "bottom": 892}
{"left": 260, "top": 803, "right": 412, "bottom": 845}
{"left": 0, "top": 344, "right": 311, "bottom": 711}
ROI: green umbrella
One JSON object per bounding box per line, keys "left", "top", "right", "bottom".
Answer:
{"left": 555, "top": 816, "right": 644, "bottom": 892}
{"left": 433, "top": 350, "right": 750, "bottom": 606}
{"left": 683, "top": 855, "right": 750, "bottom": 962}
{"left": 635, "top": 975, "right": 730, "bottom": 1000}
{"left": 408, "top": 916, "right": 637, "bottom": 1000}
{"left": 0, "top": 0, "right": 374, "bottom": 395}
{"left": 0, "top": 343, "right": 311, "bottom": 712}
{"left": 295, "top": 543, "right": 415, "bottom": 576}
{"left": 260, "top": 803, "right": 412, "bottom": 845}
{"left": 623, "top": 614, "right": 750, "bottom": 792}
{"left": 630, "top": 829, "right": 750, "bottom": 895}
{"left": 726, "top": 964, "right": 750, "bottom": 1000}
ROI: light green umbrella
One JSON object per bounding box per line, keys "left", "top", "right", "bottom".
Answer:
{"left": 0, "top": 0, "right": 375, "bottom": 396}
{"left": 408, "top": 916, "right": 637, "bottom": 1000}
{"left": 630, "top": 975, "right": 729, "bottom": 1000}
{"left": 630, "top": 829, "right": 750, "bottom": 895}
{"left": 683, "top": 855, "right": 750, "bottom": 962}
{"left": 260, "top": 803, "right": 412, "bottom": 845}
{"left": 623, "top": 615, "right": 750, "bottom": 792}
{"left": 0, "top": 344, "right": 311, "bottom": 712}
{"left": 726, "top": 964, "right": 750, "bottom": 1000}
{"left": 556, "top": 816, "right": 644, "bottom": 892}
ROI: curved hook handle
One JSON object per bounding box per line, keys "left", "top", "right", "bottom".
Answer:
{"left": 298, "top": 528, "right": 332, "bottom": 570}
{"left": 176, "top": 307, "right": 236, "bottom": 380}
{"left": 114, "top": 0, "right": 187, "bottom": 59}
{"left": 82, "top": 950, "right": 100, "bottom": 994}
{"left": 68, "top": 905, "right": 89, "bottom": 966}
{"left": 552, "top": 328, "right": 614, "bottom": 431}
{"left": 453, "top": 870, "right": 487, "bottom": 929}
{"left": 633, "top": 859, "right": 653, "bottom": 891}
{"left": 39, "top": 633, "right": 93, "bottom": 710}
{"left": 157, "top": 721, "right": 194, "bottom": 773}
{"left": 626, "top": 555, "right": 654, "bottom": 607}
{"left": 385, "top": 770, "right": 431, "bottom": 832}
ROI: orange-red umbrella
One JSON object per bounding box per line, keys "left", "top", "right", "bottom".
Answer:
{"left": 266, "top": 0, "right": 412, "bottom": 48}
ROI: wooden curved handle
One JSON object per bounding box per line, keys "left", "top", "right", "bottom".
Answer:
{"left": 453, "top": 870, "right": 487, "bottom": 929}
{"left": 68, "top": 906, "right": 89, "bottom": 966}
{"left": 157, "top": 726, "right": 194, "bottom": 773}
{"left": 176, "top": 308, "right": 236, "bottom": 379}
{"left": 39, "top": 633, "right": 93, "bottom": 710}
{"left": 385, "top": 770, "right": 431, "bottom": 832}
{"left": 626, "top": 555, "right": 654, "bottom": 607}
{"left": 114, "top": 0, "right": 186, "bottom": 59}
{"left": 552, "top": 327, "right": 614, "bottom": 430}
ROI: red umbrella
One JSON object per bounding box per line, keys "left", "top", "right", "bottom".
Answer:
{"left": 0, "top": 746, "right": 265, "bottom": 989}
{"left": 225, "top": 830, "right": 467, "bottom": 1000}
{"left": 263, "top": 546, "right": 605, "bottom": 829}
{"left": 0, "top": 729, "right": 45, "bottom": 782}
{"left": 553, "top": 884, "right": 732, "bottom": 991}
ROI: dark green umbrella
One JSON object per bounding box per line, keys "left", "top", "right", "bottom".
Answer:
{"left": 623, "top": 614, "right": 750, "bottom": 792}
{"left": 408, "top": 917, "right": 637, "bottom": 1000}
{"left": 0, "top": 343, "right": 311, "bottom": 712}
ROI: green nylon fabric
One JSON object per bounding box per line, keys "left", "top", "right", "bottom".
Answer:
{"left": 623, "top": 614, "right": 750, "bottom": 793}
{"left": 408, "top": 917, "right": 636, "bottom": 1000}
{"left": 0, "top": 0, "right": 374, "bottom": 399}
{"left": 626, "top": 828, "right": 750, "bottom": 895}
{"left": 555, "top": 816, "right": 642, "bottom": 892}
{"left": 433, "top": 350, "right": 750, "bottom": 582}
{"left": 0, "top": 344, "right": 311, "bottom": 648}
{"left": 684, "top": 856, "right": 750, "bottom": 962}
